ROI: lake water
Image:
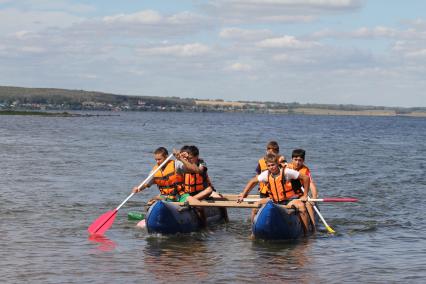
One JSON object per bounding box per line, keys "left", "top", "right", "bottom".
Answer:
{"left": 1, "top": 111, "right": 425, "bottom": 283}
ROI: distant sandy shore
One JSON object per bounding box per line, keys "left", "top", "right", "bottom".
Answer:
{"left": 195, "top": 100, "right": 267, "bottom": 108}
{"left": 278, "top": 108, "right": 426, "bottom": 117}
{"left": 195, "top": 100, "right": 426, "bottom": 117}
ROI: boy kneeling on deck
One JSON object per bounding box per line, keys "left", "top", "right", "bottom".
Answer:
{"left": 237, "top": 153, "right": 312, "bottom": 235}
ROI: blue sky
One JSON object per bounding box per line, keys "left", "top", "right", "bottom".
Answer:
{"left": 0, "top": 0, "right": 425, "bottom": 107}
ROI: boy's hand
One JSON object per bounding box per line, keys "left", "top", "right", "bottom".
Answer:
{"left": 237, "top": 193, "right": 245, "bottom": 203}
{"left": 132, "top": 186, "right": 141, "bottom": 193}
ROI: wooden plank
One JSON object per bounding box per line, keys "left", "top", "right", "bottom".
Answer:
{"left": 219, "top": 194, "right": 259, "bottom": 201}
{"left": 171, "top": 199, "right": 261, "bottom": 208}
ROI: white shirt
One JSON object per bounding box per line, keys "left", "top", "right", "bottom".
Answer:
{"left": 257, "top": 168, "right": 300, "bottom": 183}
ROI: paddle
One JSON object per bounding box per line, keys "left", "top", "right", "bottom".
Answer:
{"left": 311, "top": 203, "right": 335, "bottom": 233}
{"left": 242, "top": 197, "right": 358, "bottom": 203}
{"left": 306, "top": 197, "right": 358, "bottom": 202}
{"left": 87, "top": 153, "right": 174, "bottom": 235}
{"left": 298, "top": 186, "right": 336, "bottom": 234}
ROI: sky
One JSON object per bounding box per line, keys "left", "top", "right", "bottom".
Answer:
{"left": 0, "top": 0, "right": 425, "bottom": 107}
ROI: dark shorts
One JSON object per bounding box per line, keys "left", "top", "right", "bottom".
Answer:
{"left": 259, "top": 192, "right": 269, "bottom": 198}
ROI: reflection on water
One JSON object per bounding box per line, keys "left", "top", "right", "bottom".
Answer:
{"left": 248, "top": 239, "right": 316, "bottom": 283}
{"left": 143, "top": 236, "right": 212, "bottom": 282}
{"left": 88, "top": 235, "right": 117, "bottom": 252}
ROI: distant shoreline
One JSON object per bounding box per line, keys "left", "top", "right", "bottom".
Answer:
{"left": 1, "top": 85, "right": 425, "bottom": 117}
{"left": 195, "top": 100, "right": 426, "bottom": 117}
{"left": 0, "top": 110, "right": 119, "bottom": 117}
{"left": 2, "top": 109, "right": 425, "bottom": 118}
{"left": 266, "top": 107, "right": 426, "bottom": 117}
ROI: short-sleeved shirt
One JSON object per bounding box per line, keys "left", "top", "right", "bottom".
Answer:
{"left": 255, "top": 155, "right": 286, "bottom": 175}
{"left": 257, "top": 168, "right": 300, "bottom": 183}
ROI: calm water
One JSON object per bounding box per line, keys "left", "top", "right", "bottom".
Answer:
{"left": 1, "top": 112, "right": 425, "bottom": 283}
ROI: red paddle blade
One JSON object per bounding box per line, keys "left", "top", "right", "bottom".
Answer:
{"left": 88, "top": 209, "right": 118, "bottom": 235}
{"left": 322, "top": 198, "right": 358, "bottom": 202}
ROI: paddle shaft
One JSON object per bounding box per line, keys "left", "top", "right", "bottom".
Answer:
{"left": 312, "top": 198, "right": 358, "bottom": 202}
{"left": 312, "top": 204, "right": 334, "bottom": 233}
{"left": 300, "top": 186, "right": 336, "bottom": 233}
{"left": 115, "top": 154, "right": 173, "bottom": 210}
{"left": 88, "top": 153, "right": 174, "bottom": 235}
{"left": 242, "top": 197, "right": 358, "bottom": 203}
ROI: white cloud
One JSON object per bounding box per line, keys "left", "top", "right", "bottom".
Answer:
{"left": 207, "top": 0, "right": 361, "bottom": 11}
{"left": 353, "top": 26, "right": 398, "bottom": 38}
{"left": 257, "top": 36, "right": 320, "bottom": 49}
{"left": 14, "top": 30, "right": 32, "bottom": 39}
{"left": 202, "top": 0, "right": 361, "bottom": 24}
{"left": 256, "top": 15, "right": 315, "bottom": 23}
{"left": 272, "top": 53, "right": 315, "bottom": 64}
{"left": 68, "top": 9, "right": 212, "bottom": 39}
{"left": 404, "top": 49, "right": 426, "bottom": 58}
{"left": 0, "top": 8, "right": 83, "bottom": 34}
{"left": 3, "top": 0, "right": 95, "bottom": 13}
{"left": 138, "top": 43, "right": 211, "bottom": 57}
{"left": 80, "top": 74, "right": 99, "bottom": 79}
{"left": 226, "top": 62, "right": 253, "bottom": 72}
{"left": 219, "top": 27, "right": 272, "bottom": 40}
{"left": 103, "top": 10, "right": 163, "bottom": 24}
{"left": 103, "top": 10, "right": 207, "bottom": 27}
{"left": 20, "top": 46, "right": 46, "bottom": 53}
{"left": 312, "top": 26, "right": 399, "bottom": 39}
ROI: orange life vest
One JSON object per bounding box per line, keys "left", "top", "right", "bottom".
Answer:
{"left": 152, "top": 160, "right": 184, "bottom": 196}
{"left": 285, "top": 164, "right": 311, "bottom": 196}
{"left": 258, "top": 158, "right": 269, "bottom": 194}
{"left": 184, "top": 161, "right": 210, "bottom": 194}
{"left": 258, "top": 156, "right": 285, "bottom": 195}
{"left": 267, "top": 168, "right": 299, "bottom": 203}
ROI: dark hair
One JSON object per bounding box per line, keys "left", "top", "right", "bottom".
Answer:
{"left": 154, "top": 147, "right": 168, "bottom": 157}
{"left": 180, "top": 145, "right": 191, "bottom": 153}
{"left": 267, "top": 141, "right": 279, "bottom": 152}
{"left": 264, "top": 153, "right": 278, "bottom": 164}
{"left": 187, "top": 145, "right": 199, "bottom": 157}
{"left": 292, "top": 149, "right": 305, "bottom": 160}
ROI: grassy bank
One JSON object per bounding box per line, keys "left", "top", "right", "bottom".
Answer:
{"left": 0, "top": 110, "right": 75, "bottom": 116}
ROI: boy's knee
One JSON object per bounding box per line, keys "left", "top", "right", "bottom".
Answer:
{"left": 295, "top": 202, "right": 306, "bottom": 213}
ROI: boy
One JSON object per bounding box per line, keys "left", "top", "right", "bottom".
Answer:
{"left": 173, "top": 145, "right": 217, "bottom": 225}
{"left": 238, "top": 153, "right": 311, "bottom": 234}
{"left": 173, "top": 145, "right": 214, "bottom": 203}
{"left": 252, "top": 141, "right": 286, "bottom": 221}
{"left": 132, "top": 147, "right": 185, "bottom": 202}
{"left": 287, "top": 149, "right": 318, "bottom": 229}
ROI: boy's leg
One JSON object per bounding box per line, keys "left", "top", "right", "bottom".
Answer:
{"left": 288, "top": 200, "right": 309, "bottom": 235}
{"left": 305, "top": 201, "right": 317, "bottom": 232}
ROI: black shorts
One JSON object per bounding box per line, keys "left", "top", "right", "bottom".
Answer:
{"left": 259, "top": 192, "right": 269, "bottom": 198}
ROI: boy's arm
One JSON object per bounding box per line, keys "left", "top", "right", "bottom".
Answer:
{"left": 181, "top": 158, "right": 204, "bottom": 174}
{"left": 310, "top": 180, "right": 318, "bottom": 199}
{"left": 298, "top": 173, "right": 310, "bottom": 201}
{"left": 173, "top": 149, "right": 203, "bottom": 174}
{"left": 278, "top": 155, "right": 287, "bottom": 165}
{"left": 132, "top": 180, "right": 152, "bottom": 193}
{"left": 237, "top": 176, "right": 259, "bottom": 202}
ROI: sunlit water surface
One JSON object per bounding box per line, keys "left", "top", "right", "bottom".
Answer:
{"left": 1, "top": 112, "right": 425, "bottom": 283}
